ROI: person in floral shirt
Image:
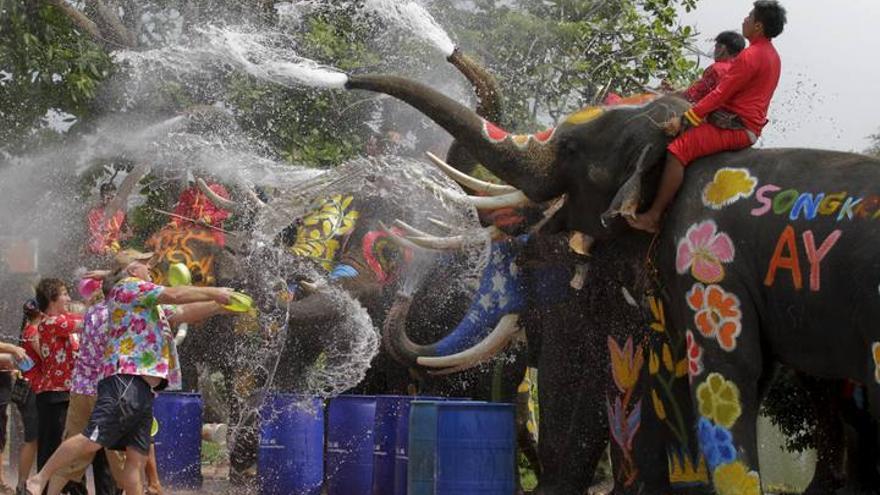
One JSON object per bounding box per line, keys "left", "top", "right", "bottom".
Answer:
{"left": 45, "top": 293, "right": 124, "bottom": 495}
{"left": 33, "top": 278, "right": 86, "bottom": 495}
{"left": 28, "top": 249, "right": 234, "bottom": 495}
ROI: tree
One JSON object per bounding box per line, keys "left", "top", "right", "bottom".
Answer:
{"left": 866, "top": 131, "right": 880, "bottom": 157}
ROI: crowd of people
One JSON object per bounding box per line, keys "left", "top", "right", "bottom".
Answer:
{"left": 0, "top": 249, "right": 235, "bottom": 495}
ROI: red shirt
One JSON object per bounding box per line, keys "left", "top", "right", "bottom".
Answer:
{"left": 20, "top": 323, "right": 44, "bottom": 392}
{"left": 683, "top": 59, "right": 733, "bottom": 103}
{"left": 171, "top": 184, "right": 231, "bottom": 245}
{"left": 692, "top": 37, "right": 781, "bottom": 136}
{"left": 36, "top": 312, "right": 82, "bottom": 393}
{"left": 87, "top": 206, "right": 126, "bottom": 255}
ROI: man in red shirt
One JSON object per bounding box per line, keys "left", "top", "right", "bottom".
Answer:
{"left": 680, "top": 31, "right": 746, "bottom": 103}
{"left": 629, "top": 1, "right": 787, "bottom": 233}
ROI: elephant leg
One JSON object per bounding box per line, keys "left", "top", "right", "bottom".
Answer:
{"left": 686, "top": 285, "right": 765, "bottom": 495}
{"left": 227, "top": 369, "right": 262, "bottom": 491}
{"left": 800, "top": 377, "right": 845, "bottom": 494}
{"left": 534, "top": 309, "right": 609, "bottom": 495}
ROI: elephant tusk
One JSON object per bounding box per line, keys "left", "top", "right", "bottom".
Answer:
{"left": 427, "top": 217, "right": 455, "bottom": 231}
{"left": 434, "top": 186, "right": 532, "bottom": 210}
{"left": 417, "top": 314, "right": 521, "bottom": 373}
{"left": 299, "top": 280, "right": 322, "bottom": 294}
{"left": 197, "top": 178, "right": 239, "bottom": 211}
{"left": 378, "top": 221, "right": 425, "bottom": 252}
{"left": 425, "top": 151, "right": 518, "bottom": 196}
{"left": 393, "top": 220, "right": 503, "bottom": 250}
{"left": 393, "top": 219, "right": 439, "bottom": 238}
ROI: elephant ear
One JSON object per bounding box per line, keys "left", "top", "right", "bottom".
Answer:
{"left": 600, "top": 143, "right": 661, "bottom": 227}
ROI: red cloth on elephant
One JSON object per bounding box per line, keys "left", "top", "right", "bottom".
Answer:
{"left": 171, "top": 183, "right": 230, "bottom": 245}
{"left": 86, "top": 207, "right": 125, "bottom": 255}
{"left": 683, "top": 59, "right": 733, "bottom": 103}
{"left": 668, "top": 124, "right": 754, "bottom": 167}
{"left": 690, "top": 37, "right": 781, "bottom": 136}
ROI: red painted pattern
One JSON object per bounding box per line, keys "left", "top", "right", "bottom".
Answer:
{"left": 483, "top": 120, "right": 509, "bottom": 142}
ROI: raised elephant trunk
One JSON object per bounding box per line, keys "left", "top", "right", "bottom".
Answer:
{"left": 345, "top": 74, "right": 559, "bottom": 201}
{"left": 447, "top": 48, "right": 502, "bottom": 124}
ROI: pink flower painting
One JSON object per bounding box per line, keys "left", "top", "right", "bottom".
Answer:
{"left": 676, "top": 221, "right": 735, "bottom": 284}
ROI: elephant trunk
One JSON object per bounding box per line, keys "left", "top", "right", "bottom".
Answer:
{"left": 383, "top": 293, "right": 438, "bottom": 367}
{"left": 345, "top": 74, "right": 559, "bottom": 201}
{"left": 447, "top": 48, "right": 502, "bottom": 124}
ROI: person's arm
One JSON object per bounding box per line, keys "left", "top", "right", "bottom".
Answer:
{"left": 0, "top": 343, "right": 28, "bottom": 362}
{"left": 687, "top": 51, "right": 756, "bottom": 124}
{"left": 682, "top": 66, "right": 718, "bottom": 103}
{"left": 158, "top": 285, "right": 232, "bottom": 305}
{"left": 168, "top": 302, "right": 228, "bottom": 326}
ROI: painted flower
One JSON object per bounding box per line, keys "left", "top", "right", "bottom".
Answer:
{"left": 686, "top": 330, "right": 704, "bottom": 379}
{"left": 609, "top": 336, "right": 645, "bottom": 393}
{"left": 687, "top": 284, "right": 742, "bottom": 351}
{"left": 607, "top": 395, "right": 642, "bottom": 451}
{"left": 697, "top": 418, "right": 736, "bottom": 470}
{"left": 697, "top": 373, "right": 742, "bottom": 428}
{"left": 702, "top": 168, "right": 758, "bottom": 210}
{"left": 676, "top": 221, "right": 735, "bottom": 284}
{"left": 873, "top": 342, "right": 880, "bottom": 384}
{"left": 651, "top": 389, "right": 667, "bottom": 420}
{"left": 713, "top": 461, "right": 761, "bottom": 495}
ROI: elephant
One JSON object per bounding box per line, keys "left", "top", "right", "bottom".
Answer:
{"left": 198, "top": 156, "right": 539, "bottom": 486}
{"left": 340, "top": 73, "right": 880, "bottom": 494}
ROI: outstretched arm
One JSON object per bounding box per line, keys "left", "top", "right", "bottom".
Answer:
{"left": 158, "top": 286, "right": 232, "bottom": 305}
{"left": 168, "top": 302, "right": 228, "bottom": 326}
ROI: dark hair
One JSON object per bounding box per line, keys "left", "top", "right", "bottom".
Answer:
{"left": 21, "top": 298, "right": 40, "bottom": 331}
{"left": 99, "top": 182, "right": 117, "bottom": 195}
{"left": 715, "top": 31, "right": 746, "bottom": 55}
{"left": 753, "top": 1, "right": 787, "bottom": 38}
{"left": 35, "top": 278, "right": 67, "bottom": 312}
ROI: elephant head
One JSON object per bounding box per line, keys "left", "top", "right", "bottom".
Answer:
{"left": 344, "top": 75, "right": 685, "bottom": 239}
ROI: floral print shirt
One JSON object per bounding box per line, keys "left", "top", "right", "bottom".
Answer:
{"left": 71, "top": 303, "right": 110, "bottom": 396}
{"left": 104, "top": 277, "right": 181, "bottom": 390}
{"left": 37, "top": 312, "right": 82, "bottom": 393}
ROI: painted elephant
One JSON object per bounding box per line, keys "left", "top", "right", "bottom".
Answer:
{"left": 200, "top": 156, "right": 536, "bottom": 485}
{"left": 341, "top": 73, "right": 880, "bottom": 494}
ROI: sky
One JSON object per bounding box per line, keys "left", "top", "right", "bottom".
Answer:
{"left": 679, "top": 0, "right": 880, "bottom": 152}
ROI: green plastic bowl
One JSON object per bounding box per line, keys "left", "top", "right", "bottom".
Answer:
{"left": 168, "top": 263, "right": 191, "bottom": 287}
{"left": 224, "top": 292, "right": 254, "bottom": 313}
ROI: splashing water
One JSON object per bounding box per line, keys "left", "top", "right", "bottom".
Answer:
{"left": 361, "top": 0, "right": 456, "bottom": 56}
{"left": 198, "top": 25, "right": 348, "bottom": 89}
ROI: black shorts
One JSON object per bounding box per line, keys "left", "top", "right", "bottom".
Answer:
{"left": 83, "top": 375, "right": 154, "bottom": 455}
{"left": 14, "top": 389, "right": 39, "bottom": 443}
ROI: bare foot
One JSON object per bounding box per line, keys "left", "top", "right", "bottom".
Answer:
{"left": 626, "top": 211, "right": 660, "bottom": 233}
{"left": 24, "top": 476, "right": 42, "bottom": 495}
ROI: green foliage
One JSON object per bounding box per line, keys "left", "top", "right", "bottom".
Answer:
{"left": 224, "top": 11, "right": 381, "bottom": 168}
{"left": 0, "top": 0, "right": 113, "bottom": 149}
{"left": 434, "top": 0, "right": 701, "bottom": 127}
{"left": 867, "top": 131, "right": 880, "bottom": 157}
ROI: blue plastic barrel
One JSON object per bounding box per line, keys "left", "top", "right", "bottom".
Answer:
{"left": 258, "top": 394, "right": 324, "bottom": 495}
{"left": 435, "top": 402, "right": 516, "bottom": 495}
{"left": 371, "top": 396, "right": 411, "bottom": 495}
{"left": 392, "top": 397, "right": 447, "bottom": 495}
{"left": 153, "top": 392, "right": 203, "bottom": 489}
{"left": 326, "top": 395, "right": 377, "bottom": 495}
{"left": 406, "top": 400, "right": 442, "bottom": 495}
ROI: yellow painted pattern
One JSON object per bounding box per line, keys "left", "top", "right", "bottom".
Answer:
{"left": 291, "top": 195, "right": 360, "bottom": 271}
{"left": 564, "top": 106, "right": 604, "bottom": 125}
